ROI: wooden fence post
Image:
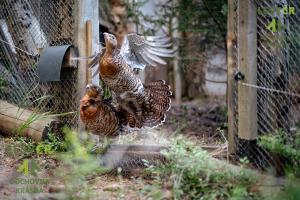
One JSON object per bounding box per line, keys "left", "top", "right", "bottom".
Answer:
{"left": 172, "top": 17, "right": 182, "bottom": 105}
{"left": 75, "top": 0, "right": 99, "bottom": 130}
{"left": 227, "top": 0, "right": 236, "bottom": 154}
{"left": 86, "top": 20, "right": 93, "bottom": 84}
{"left": 237, "top": 0, "right": 258, "bottom": 140}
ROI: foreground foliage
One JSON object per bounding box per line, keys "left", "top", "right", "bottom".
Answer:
{"left": 58, "top": 130, "right": 110, "bottom": 199}
{"left": 3, "top": 130, "right": 300, "bottom": 199}
{"left": 145, "top": 136, "right": 260, "bottom": 200}
{"left": 259, "top": 129, "right": 300, "bottom": 177}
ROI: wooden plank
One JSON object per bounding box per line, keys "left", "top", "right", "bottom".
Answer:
{"left": 74, "top": 0, "right": 99, "bottom": 130}
{"left": 227, "top": 0, "right": 236, "bottom": 153}
{"left": 98, "top": 144, "right": 223, "bottom": 169}
{"left": 0, "top": 101, "right": 54, "bottom": 128}
{"left": 100, "top": 144, "right": 288, "bottom": 196}
{"left": 108, "top": 144, "right": 167, "bottom": 152}
{"left": 62, "top": 47, "right": 77, "bottom": 68}
{"left": 0, "top": 113, "right": 43, "bottom": 141}
{"left": 0, "top": 100, "right": 56, "bottom": 141}
{"left": 107, "top": 144, "right": 221, "bottom": 154}
{"left": 86, "top": 20, "right": 93, "bottom": 83}
{"left": 172, "top": 18, "right": 182, "bottom": 105}
{"left": 237, "top": 0, "right": 258, "bottom": 140}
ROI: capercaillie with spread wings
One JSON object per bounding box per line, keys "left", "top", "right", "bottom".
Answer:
{"left": 89, "top": 33, "right": 174, "bottom": 128}
{"left": 80, "top": 84, "right": 140, "bottom": 136}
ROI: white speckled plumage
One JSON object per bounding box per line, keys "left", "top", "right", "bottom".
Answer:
{"left": 98, "top": 33, "right": 172, "bottom": 128}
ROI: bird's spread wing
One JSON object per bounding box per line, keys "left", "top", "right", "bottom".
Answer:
{"left": 120, "top": 33, "right": 175, "bottom": 70}
{"left": 88, "top": 48, "right": 105, "bottom": 78}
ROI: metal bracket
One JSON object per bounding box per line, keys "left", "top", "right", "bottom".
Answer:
{"left": 234, "top": 70, "right": 245, "bottom": 81}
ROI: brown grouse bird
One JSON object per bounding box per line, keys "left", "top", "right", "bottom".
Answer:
{"left": 89, "top": 33, "right": 173, "bottom": 128}
{"left": 80, "top": 84, "right": 139, "bottom": 136}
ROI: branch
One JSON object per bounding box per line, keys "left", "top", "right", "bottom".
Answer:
{"left": 205, "top": 78, "right": 227, "bottom": 84}
{"left": 206, "top": 66, "right": 227, "bottom": 72}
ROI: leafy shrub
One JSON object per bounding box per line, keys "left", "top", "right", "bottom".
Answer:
{"left": 147, "top": 136, "right": 261, "bottom": 200}
{"left": 57, "top": 129, "right": 109, "bottom": 199}
{"left": 259, "top": 129, "right": 300, "bottom": 177}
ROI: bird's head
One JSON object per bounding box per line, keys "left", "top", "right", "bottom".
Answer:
{"left": 85, "top": 84, "right": 103, "bottom": 99}
{"left": 80, "top": 84, "right": 103, "bottom": 117}
{"left": 104, "top": 32, "right": 117, "bottom": 50}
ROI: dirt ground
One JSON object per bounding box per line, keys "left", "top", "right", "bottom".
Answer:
{"left": 0, "top": 98, "right": 227, "bottom": 200}
{"left": 165, "top": 97, "right": 227, "bottom": 144}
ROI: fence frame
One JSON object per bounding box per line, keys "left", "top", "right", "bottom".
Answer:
{"left": 227, "top": 0, "right": 236, "bottom": 154}
{"left": 237, "top": 0, "right": 258, "bottom": 141}
{"left": 227, "top": 0, "right": 258, "bottom": 154}
{"left": 74, "top": 0, "right": 100, "bottom": 130}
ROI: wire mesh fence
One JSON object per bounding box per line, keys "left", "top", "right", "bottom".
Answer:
{"left": 0, "top": 0, "right": 78, "bottom": 127}
{"left": 230, "top": 0, "right": 300, "bottom": 173}
{"left": 2, "top": 0, "right": 299, "bottom": 173}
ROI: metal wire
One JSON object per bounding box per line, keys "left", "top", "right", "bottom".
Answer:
{"left": 232, "top": 0, "right": 300, "bottom": 171}
{"left": 240, "top": 82, "right": 300, "bottom": 97}
{"left": 0, "top": 0, "right": 78, "bottom": 127}
{"left": 0, "top": 38, "right": 36, "bottom": 56}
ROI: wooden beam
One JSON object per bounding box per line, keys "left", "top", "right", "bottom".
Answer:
{"left": 172, "top": 17, "right": 182, "bottom": 105}
{"left": 227, "top": 0, "right": 236, "bottom": 153}
{"left": 108, "top": 144, "right": 167, "bottom": 152}
{"left": 100, "top": 144, "right": 288, "bottom": 197}
{"left": 0, "top": 100, "right": 56, "bottom": 142}
{"left": 86, "top": 20, "right": 93, "bottom": 83}
{"left": 100, "top": 144, "right": 225, "bottom": 170}
{"left": 237, "top": 0, "right": 258, "bottom": 140}
{"left": 74, "top": 0, "right": 99, "bottom": 130}
{"left": 62, "top": 47, "right": 77, "bottom": 68}
{"left": 106, "top": 144, "right": 224, "bottom": 154}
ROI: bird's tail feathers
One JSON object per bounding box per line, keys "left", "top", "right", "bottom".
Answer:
{"left": 142, "top": 80, "right": 172, "bottom": 127}
{"left": 117, "top": 106, "right": 142, "bottom": 128}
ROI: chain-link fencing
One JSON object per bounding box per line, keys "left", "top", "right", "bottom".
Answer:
{"left": 0, "top": 0, "right": 78, "bottom": 127}
{"left": 229, "top": 0, "right": 300, "bottom": 173}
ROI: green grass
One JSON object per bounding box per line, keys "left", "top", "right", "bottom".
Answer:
{"left": 3, "top": 128, "right": 300, "bottom": 199}
{"left": 14, "top": 86, "right": 76, "bottom": 136}
{"left": 4, "top": 128, "right": 110, "bottom": 199}
{"left": 144, "top": 136, "right": 261, "bottom": 200}
{"left": 4, "top": 131, "right": 67, "bottom": 158}
{"left": 273, "top": 183, "right": 300, "bottom": 200}
{"left": 56, "top": 129, "right": 110, "bottom": 199}
{"left": 141, "top": 136, "right": 300, "bottom": 200}
{"left": 259, "top": 129, "right": 300, "bottom": 177}
{"left": 2, "top": 81, "right": 298, "bottom": 199}
{"left": 4, "top": 137, "right": 37, "bottom": 157}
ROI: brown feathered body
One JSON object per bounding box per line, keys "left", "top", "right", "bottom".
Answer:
{"left": 99, "top": 34, "right": 172, "bottom": 128}
{"left": 80, "top": 93, "right": 119, "bottom": 136}
{"left": 80, "top": 84, "right": 138, "bottom": 136}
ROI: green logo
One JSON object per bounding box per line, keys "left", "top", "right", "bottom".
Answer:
{"left": 14, "top": 159, "right": 49, "bottom": 194}
{"left": 258, "top": 5, "right": 296, "bottom": 33}
{"left": 266, "top": 18, "right": 287, "bottom": 33}
{"left": 17, "top": 159, "right": 40, "bottom": 176}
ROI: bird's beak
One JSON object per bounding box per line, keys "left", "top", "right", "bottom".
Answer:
{"left": 86, "top": 84, "right": 92, "bottom": 90}
{"left": 103, "top": 32, "right": 109, "bottom": 41}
